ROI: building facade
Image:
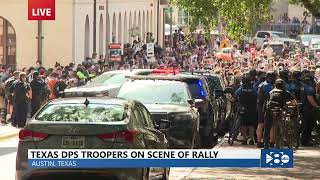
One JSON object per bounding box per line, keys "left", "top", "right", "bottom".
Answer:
{"left": 0, "top": 0, "right": 167, "bottom": 69}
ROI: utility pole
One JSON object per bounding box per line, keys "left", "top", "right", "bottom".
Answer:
{"left": 37, "top": 20, "right": 43, "bottom": 63}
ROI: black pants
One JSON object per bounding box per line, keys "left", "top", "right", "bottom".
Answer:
{"left": 31, "top": 97, "right": 41, "bottom": 117}
{"left": 13, "top": 100, "right": 28, "bottom": 128}
{"left": 263, "top": 109, "right": 273, "bottom": 145}
{"left": 301, "top": 108, "right": 316, "bottom": 144}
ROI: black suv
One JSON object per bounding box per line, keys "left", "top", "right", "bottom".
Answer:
{"left": 117, "top": 76, "right": 200, "bottom": 149}
{"left": 141, "top": 74, "right": 222, "bottom": 147}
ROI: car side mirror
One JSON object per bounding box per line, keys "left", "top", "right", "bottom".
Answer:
{"left": 187, "top": 99, "right": 195, "bottom": 106}
{"left": 194, "top": 99, "right": 205, "bottom": 108}
{"left": 224, "top": 87, "right": 234, "bottom": 95}
{"left": 156, "top": 119, "right": 171, "bottom": 130}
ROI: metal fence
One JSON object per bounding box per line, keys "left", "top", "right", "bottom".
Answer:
{"left": 256, "top": 23, "right": 320, "bottom": 35}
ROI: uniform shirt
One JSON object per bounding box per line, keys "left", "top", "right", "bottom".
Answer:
{"left": 268, "top": 89, "right": 294, "bottom": 108}
{"left": 257, "top": 81, "right": 273, "bottom": 107}
{"left": 235, "top": 85, "right": 257, "bottom": 110}
{"left": 300, "top": 82, "right": 316, "bottom": 108}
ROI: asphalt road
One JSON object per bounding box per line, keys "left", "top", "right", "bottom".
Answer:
{"left": 1, "top": 135, "right": 320, "bottom": 180}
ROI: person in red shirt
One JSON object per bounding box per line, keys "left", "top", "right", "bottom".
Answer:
{"left": 247, "top": 42, "right": 257, "bottom": 60}
{"left": 48, "top": 72, "right": 58, "bottom": 100}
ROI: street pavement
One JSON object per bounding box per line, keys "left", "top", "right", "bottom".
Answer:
{"left": 0, "top": 134, "right": 319, "bottom": 180}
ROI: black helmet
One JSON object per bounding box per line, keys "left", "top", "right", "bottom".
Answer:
{"left": 275, "top": 79, "right": 286, "bottom": 90}
{"left": 279, "top": 69, "right": 289, "bottom": 82}
{"left": 266, "top": 71, "right": 276, "bottom": 84}
{"left": 292, "top": 70, "right": 301, "bottom": 81}
{"left": 249, "top": 69, "right": 257, "bottom": 78}
{"left": 301, "top": 69, "right": 312, "bottom": 81}
{"left": 257, "top": 70, "right": 266, "bottom": 82}
{"left": 242, "top": 75, "right": 251, "bottom": 86}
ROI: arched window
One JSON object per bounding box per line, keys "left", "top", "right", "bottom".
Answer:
{"left": 0, "top": 17, "right": 16, "bottom": 67}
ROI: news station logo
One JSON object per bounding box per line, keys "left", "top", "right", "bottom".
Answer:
{"left": 261, "top": 149, "right": 293, "bottom": 168}
{"left": 28, "top": 0, "right": 55, "bottom": 20}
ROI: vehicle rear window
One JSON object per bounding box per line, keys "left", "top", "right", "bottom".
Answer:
{"left": 35, "top": 104, "right": 125, "bottom": 122}
{"left": 206, "top": 76, "right": 224, "bottom": 91}
{"left": 88, "top": 73, "right": 126, "bottom": 86}
{"left": 185, "top": 79, "right": 206, "bottom": 99}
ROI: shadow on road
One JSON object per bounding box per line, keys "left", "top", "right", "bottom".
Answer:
{"left": 0, "top": 147, "right": 18, "bottom": 156}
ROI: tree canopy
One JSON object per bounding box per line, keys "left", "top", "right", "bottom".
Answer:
{"left": 289, "top": 0, "right": 320, "bottom": 18}
{"left": 172, "top": 0, "right": 272, "bottom": 42}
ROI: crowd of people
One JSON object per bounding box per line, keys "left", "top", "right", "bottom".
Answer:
{"left": 0, "top": 29, "right": 319, "bottom": 147}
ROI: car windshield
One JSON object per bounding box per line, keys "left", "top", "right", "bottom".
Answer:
{"left": 117, "top": 81, "right": 189, "bottom": 105}
{"left": 87, "top": 73, "right": 126, "bottom": 86}
{"left": 272, "top": 32, "right": 289, "bottom": 38}
{"left": 35, "top": 103, "right": 125, "bottom": 122}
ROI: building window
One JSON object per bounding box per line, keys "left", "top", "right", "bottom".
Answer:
{"left": 0, "top": 17, "right": 16, "bottom": 67}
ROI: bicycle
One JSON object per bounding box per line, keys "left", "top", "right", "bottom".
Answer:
{"left": 270, "top": 104, "right": 300, "bottom": 149}
{"left": 228, "top": 106, "right": 246, "bottom": 146}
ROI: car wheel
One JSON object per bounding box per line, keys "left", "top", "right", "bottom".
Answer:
{"left": 161, "top": 168, "right": 170, "bottom": 180}
{"left": 141, "top": 168, "right": 150, "bottom": 180}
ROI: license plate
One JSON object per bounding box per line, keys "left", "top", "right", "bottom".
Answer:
{"left": 62, "top": 136, "right": 85, "bottom": 148}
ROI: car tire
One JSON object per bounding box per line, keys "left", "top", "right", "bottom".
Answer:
{"left": 161, "top": 168, "right": 170, "bottom": 180}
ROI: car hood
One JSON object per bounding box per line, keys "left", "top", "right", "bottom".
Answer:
{"left": 64, "top": 84, "right": 120, "bottom": 93}
{"left": 144, "top": 103, "right": 191, "bottom": 114}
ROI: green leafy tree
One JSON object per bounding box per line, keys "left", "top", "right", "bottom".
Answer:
{"left": 289, "top": 0, "right": 320, "bottom": 18}
{"left": 171, "top": 0, "right": 218, "bottom": 33}
{"left": 172, "top": 0, "right": 272, "bottom": 42}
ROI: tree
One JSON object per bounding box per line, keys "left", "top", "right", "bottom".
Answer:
{"left": 171, "top": 0, "right": 218, "bottom": 33}
{"left": 172, "top": 0, "right": 272, "bottom": 42}
{"left": 289, "top": 0, "right": 320, "bottom": 18}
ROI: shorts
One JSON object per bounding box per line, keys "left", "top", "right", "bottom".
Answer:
{"left": 257, "top": 105, "right": 264, "bottom": 123}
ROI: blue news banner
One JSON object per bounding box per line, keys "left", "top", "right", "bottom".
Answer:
{"left": 28, "top": 149, "right": 293, "bottom": 168}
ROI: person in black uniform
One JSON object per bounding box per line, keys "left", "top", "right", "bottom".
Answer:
{"left": 300, "top": 70, "right": 319, "bottom": 146}
{"left": 256, "top": 71, "right": 276, "bottom": 148}
{"left": 10, "top": 73, "right": 31, "bottom": 128}
{"left": 264, "top": 79, "right": 297, "bottom": 148}
{"left": 235, "top": 75, "right": 257, "bottom": 145}
{"left": 30, "top": 71, "right": 47, "bottom": 116}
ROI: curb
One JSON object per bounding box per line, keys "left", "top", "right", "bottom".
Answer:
{"left": 0, "top": 131, "right": 19, "bottom": 141}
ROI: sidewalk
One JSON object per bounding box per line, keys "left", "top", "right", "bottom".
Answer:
{"left": 0, "top": 124, "right": 20, "bottom": 140}
{"left": 171, "top": 138, "right": 320, "bottom": 180}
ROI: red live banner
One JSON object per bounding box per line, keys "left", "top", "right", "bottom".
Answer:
{"left": 28, "top": 0, "right": 55, "bottom": 20}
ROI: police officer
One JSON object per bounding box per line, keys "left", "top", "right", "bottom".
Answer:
{"left": 289, "top": 70, "right": 302, "bottom": 101}
{"left": 30, "top": 71, "right": 48, "bottom": 116}
{"left": 235, "top": 75, "right": 257, "bottom": 145}
{"left": 10, "top": 73, "right": 31, "bottom": 128}
{"left": 278, "top": 70, "right": 290, "bottom": 91}
{"left": 256, "top": 71, "right": 276, "bottom": 148}
{"left": 265, "top": 79, "right": 297, "bottom": 148}
{"left": 253, "top": 71, "right": 266, "bottom": 93}
{"left": 300, "top": 69, "right": 319, "bottom": 146}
